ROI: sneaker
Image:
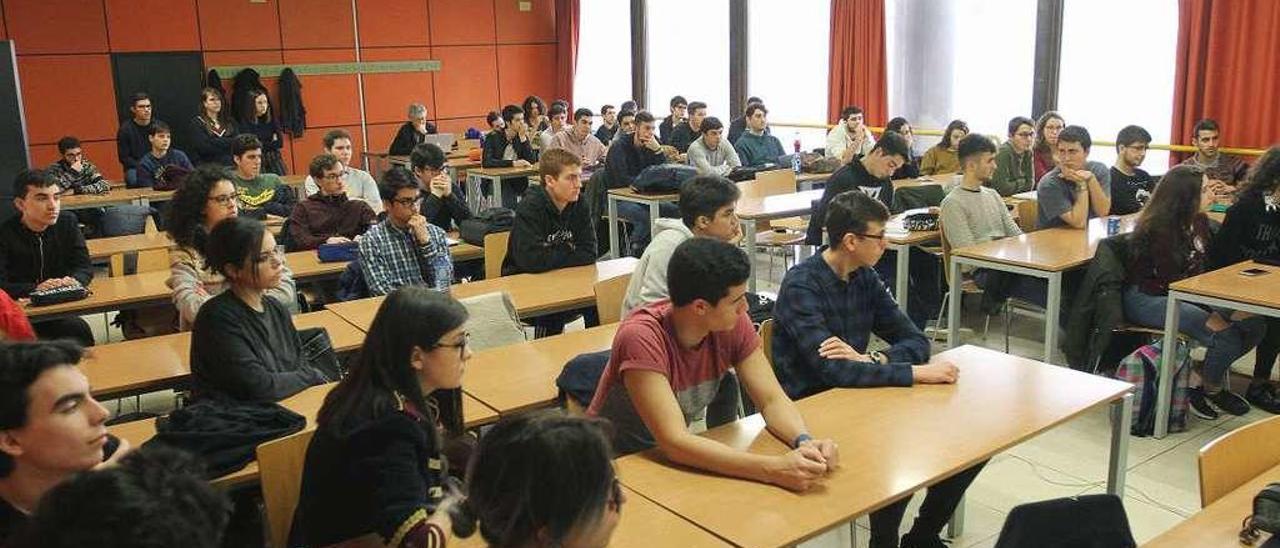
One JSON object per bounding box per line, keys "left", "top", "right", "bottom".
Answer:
{"left": 1189, "top": 387, "right": 1220, "bottom": 420}
{"left": 901, "top": 532, "right": 950, "bottom": 548}
{"left": 1208, "top": 388, "right": 1251, "bottom": 416}
{"left": 1246, "top": 383, "right": 1280, "bottom": 415}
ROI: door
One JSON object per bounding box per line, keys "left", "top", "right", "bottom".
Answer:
{"left": 110, "top": 52, "right": 205, "bottom": 152}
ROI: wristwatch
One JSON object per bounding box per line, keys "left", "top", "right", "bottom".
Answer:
{"left": 870, "top": 350, "right": 887, "bottom": 364}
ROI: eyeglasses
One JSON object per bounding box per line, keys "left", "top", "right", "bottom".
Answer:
{"left": 434, "top": 332, "right": 471, "bottom": 359}
{"left": 321, "top": 172, "right": 343, "bottom": 181}
{"left": 208, "top": 193, "right": 238, "bottom": 208}
{"left": 392, "top": 195, "right": 423, "bottom": 207}
{"left": 254, "top": 246, "right": 285, "bottom": 267}
{"left": 854, "top": 231, "right": 887, "bottom": 241}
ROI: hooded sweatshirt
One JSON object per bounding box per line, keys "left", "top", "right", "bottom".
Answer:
{"left": 621, "top": 218, "right": 694, "bottom": 317}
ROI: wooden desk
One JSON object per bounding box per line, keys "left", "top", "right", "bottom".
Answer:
{"left": 616, "top": 345, "right": 1134, "bottom": 548}
{"left": 84, "top": 310, "right": 365, "bottom": 400}
{"left": 445, "top": 157, "right": 482, "bottom": 187}
{"left": 61, "top": 188, "right": 158, "bottom": 210}
{"left": 947, "top": 214, "right": 1138, "bottom": 363}
{"left": 463, "top": 324, "right": 618, "bottom": 415}
{"left": 465, "top": 164, "right": 538, "bottom": 212}
{"left": 107, "top": 382, "right": 499, "bottom": 489}
{"left": 736, "top": 189, "right": 822, "bottom": 292}
{"left": 796, "top": 171, "right": 829, "bottom": 189}
{"left": 327, "top": 258, "right": 638, "bottom": 331}
{"left": 605, "top": 187, "right": 680, "bottom": 259}
{"left": 1145, "top": 461, "right": 1279, "bottom": 546}
{"left": 87, "top": 231, "right": 173, "bottom": 260}
{"left": 1156, "top": 260, "right": 1280, "bottom": 437}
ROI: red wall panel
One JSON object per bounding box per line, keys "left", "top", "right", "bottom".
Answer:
{"left": 289, "top": 125, "right": 364, "bottom": 174}
{"left": 362, "top": 47, "right": 435, "bottom": 125}
{"left": 435, "top": 116, "right": 486, "bottom": 136}
{"left": 428, "top": 0, "right": 495, "bottom": 45}
{"left": 496, "top": 44, "right": 556, "bottom": 107}
{"left": 357, "top": 0, "right": 430, "bottom": 47}
{"left": 198, "top": 0, "right": 282, "bottom": 51}
{"left": 279, "top": 0, "right": 355, "bottom": 50}
{"left": 29, "top": 140, "right": 122, "bottom": 182}
{"left": 203, "top": 50, "right": 284, "bottom": 68}
{"left": 494, "top": 0, "right": 556, "bottom": 44}
{"left": 5, "top": 0, "right": 109, "bottom": 54}
{"left": 105, "top": 0, "right": 200, "bottom": 52}
{"left": 364, "top": 122, "right": 402, "bottom": 154}
{"left": 432, "top": 45, "right": 498, "bottom": 119}
{"left": 19, "top": 55, "right": 118, "bottom": 145}
{"left": 0, "top": 5, "right": 9, "bottom": 40}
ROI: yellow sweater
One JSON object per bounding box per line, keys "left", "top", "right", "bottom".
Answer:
{"left": 921, "top": 146, "right": 961, "bottom": 175}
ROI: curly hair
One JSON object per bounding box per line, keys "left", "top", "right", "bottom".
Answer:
{"left": 1241, "top": 146, "right": 1280, "bottom": 198}
{"left": 166, "top": 164, "right": 234, "bottom": 252}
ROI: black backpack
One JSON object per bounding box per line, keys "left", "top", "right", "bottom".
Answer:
{"left": 459, "top": 207, "right": 515, "bottom": 245}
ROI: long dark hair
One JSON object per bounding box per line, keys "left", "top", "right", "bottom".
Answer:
{"left": 198, "top": 87, "right": 230, "bottom": 126}
{"left": 166, "top": 164, "right": 234, "bottom": 252}
{"left": 238, "top": 88, "right": 272, "bottom": 126}
{"left": 937, "top": 119, "right": 968, "bottom": 150}
{"left": 453, "top": 411, "right": 616, "bottom": 546}
{"left": 203, "top": 216, "right": 267, "bottom": 284}
{"left": 1240, "top": 146, "right": 1280, "bottom": 199}
{"left": 1034, "top": 111, "right": 1064, "bottom": 156}
{"left": 1133, "top": 164, "right": 1207, "bottom": 264}
{"left": 316, "top": 287, "right": 470, "bottom": 439}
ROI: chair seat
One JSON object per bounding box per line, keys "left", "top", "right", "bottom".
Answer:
{"left": 770, "top": 217, "right": 809, "bottom": 232}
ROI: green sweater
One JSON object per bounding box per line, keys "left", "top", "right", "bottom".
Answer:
{"left": 734, "top": 130, "right": 786, "bottom": 167}
{"left": 989, "top": 141, "right": 1034, "bottom": 196}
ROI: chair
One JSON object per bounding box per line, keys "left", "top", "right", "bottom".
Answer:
{"left": 738, "top": 170, "right": 808, "bottom": 278}
{"left": 1198, "top": 415, "right": 1280, "bottom": 505}
{"left": 1015, "top": 199, "right": 1039, "bottom": 233}
{"left": 109, "top": 247, "right": 169, "bottom": 278}
{"left": 935, "top": 219, "right": 991, "bottom": 343}
{"left": 257, "top": 429, "right": 316, "bottom": 548}
{"left": 593, "top": 273, "right": 632, "bottom": 325}
{"left": 483, "top": 231, "right": 511, "bottom": 280}
{"left": 458, "top": 291, "right": 527, "bottom": 350}
{"left": 759, "top": 318, "right": 776, "bottom": 368}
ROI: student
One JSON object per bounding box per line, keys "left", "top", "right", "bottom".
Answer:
{"left": 389, "top": 103, "right": 438, "bottom": 156}
{"left": 539, "top": 103, "right": 570, "bottom": 152}
{"left": 668, "top": 101, "right": 708, "bottom": 154}
{"left": 46, "top": 136, "right": 112, "bottom": 236}
{"left": 919, "top": 119, "right": 968, "bottom": 175}
{"left": 826, "top": 106, "right": 876, "bottom": 162}
{"left": 596, "top": 103, "right": 618, "bottom": 145}
{"left": 288, "top": 153, "right": 377, "bottom": 251}
{"left": 1210, "top": 147, "right": 1280, "bottom": 414}
{"left": 455, "top": 412, "right": 621, "bottom": 548}
{"left": 1036, "top": 125, "right": 1112, "bottom": 229}
{"left": 941, "top": 134, "right": 1050, "bottom": 309}
{"left": 237, "top": 89, "right": 286, "bottom": 175}
{"left": 884, "top": 117, "right": 920, "bottom": 179}
{"left": 523, "top": 95, "right": 549, "bottom": 133}
{"left": 613, "top": 110, "right": 637, "bottom": 144}
{"left": 303, "top": 129, "right": 383, "bottom": 215}
{"left": 25, "top": 446, "right": 229, "bottom": 548}
{"left": 727, "top": 96, "right": 763, "bottom": 145}
{"left": 481, "top": 105, "right": 538, "bottom": 209}
{"left": 135, "top": 121, "right": 193, "bottom": 189}
{"left": 1125, "top": 164, "right": 1265, "bottom": 419}
{"left": 359, "top": 167, "right": 454, "bottom": 296}
{"left": 686, "top": 117, "right": 742, "bottom": 177}
{"left": 1110, "top": 125, "right": 1157, "bottom": 215}
{"left": 1182, "top": 118, "right": 1250, "bottom": 188}
{"left": 295, "top": 287, "right": 468, "bottom": 547}
{"left": 619, "top": 100, "right": 639, "bottom": 116}
{"left": 0, "top": 341, "right": 129, "bottom": 544}
{"left": 166, "top": 165, "right": 297, "bottom": 331}
{"left": 588, "top": 238, "right": 839, "bottom": 486}
{"left": 734, "top": 103, "right": 786, "bottom": 167}
{"left": 0, "top": 170, "right": 94, "bottom": 346}
{"left": 502, "top": 149, "right": 598, "bottom": 334}
{"left": 411, "top": 143, "right": 471, "bottom": 231}
{"left": 549, "top": 108, "right": 607, "bottom": 168}
{"left": 623, "top": 176, "right": 741, "bottom": 315}
{"left": 228, "top": 134, "right": 295, "bottom": 220}
{"left": 485, "top": 110, "right": 504, "bottom": 133}
{"left": 604, "top": 111, "right": 676, "bottom": 255}
{"left": 189, "top": 87, "right": 236, "bottom": 167}
{"left": 1033, "top": 111, "right": 1065, "bottom": 182}
{"left": 659, "top": 95, "right": 687, "bottom": 145}
{"left": 190, "top": 217, "right": 332, "bottom": 402}
{"left": 771, "top": 190, "right": 978, "bottom": 548}
{"left": 115, "top": 92, "right": 155, "bottom": 187}
{"left": 805, "top": 132, "right": 910, "bottom": 246}
{"left": 989, "top": 116, "right": 1035, "bottom": 196}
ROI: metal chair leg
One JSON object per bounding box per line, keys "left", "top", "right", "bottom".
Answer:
{"left": 1004, "top": 301, "right": 1013, "bottom": 353}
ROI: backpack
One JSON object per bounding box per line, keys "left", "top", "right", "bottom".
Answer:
{"left": 458, "top": 207, "right": 515, "bottom": 246}
{"left": 746, "top": 292, "right": 775, "bottom": 329}
{"left": 800, "top": 152, "right": 842, "bottom": 174}
{"left": 1114, "top": 339, "right": 1190, "bottom": 436}
{"left": 632, "top": 164, "right": 697, "bottom": 194}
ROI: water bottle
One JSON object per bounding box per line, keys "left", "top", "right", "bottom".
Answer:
{"left": 792, "top": 132, "right": 803, "bottom": 173}
{"left": 793, "top": 132, "right": 802, "bottom": 153}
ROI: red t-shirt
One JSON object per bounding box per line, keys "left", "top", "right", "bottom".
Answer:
{"left": 587, "top": 300, "right": 759, "bottom": 454}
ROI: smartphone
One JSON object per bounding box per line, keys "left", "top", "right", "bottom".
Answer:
{"left": 1240, "top": 268, "right": 1270, "bottom": 277}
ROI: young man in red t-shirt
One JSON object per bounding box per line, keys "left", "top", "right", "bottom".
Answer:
{"left": 588, "top": 238, "right": 839, "bottom": 492}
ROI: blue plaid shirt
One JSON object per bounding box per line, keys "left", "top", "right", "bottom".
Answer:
{"left": 770, "top": 252, "right": 930, "bottom": 400}
{"left": 358, "top": 219, "right": 453, "bottom": 296}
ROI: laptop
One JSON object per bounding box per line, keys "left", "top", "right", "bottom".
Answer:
{"left": 424, "top": 133, "right": 456, "bottom": 151}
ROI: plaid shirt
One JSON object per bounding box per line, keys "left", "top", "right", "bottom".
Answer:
{"left": 358, "top": 219, "right": 453, "bottom": 296}
{"left": 770, "top": 253, "right": 930, "bottom": 400}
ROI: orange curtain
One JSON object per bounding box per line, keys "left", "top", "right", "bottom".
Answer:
{"left": 555, "top": 0, "right": 580, "bottom": 106}
{"left": 828, "top": 0, "right": 888, "bottom": 125}
{"left": 1171, "top": 0, "right": 1280, "bottom": 162}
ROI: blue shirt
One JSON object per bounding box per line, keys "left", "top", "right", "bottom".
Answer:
{"left": 358, "top": 219, "right": 453, "bottom": 296}
{"left": 770, "top": 252, "right": 930, "bottom": 400}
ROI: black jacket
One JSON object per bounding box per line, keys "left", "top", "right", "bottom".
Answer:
{"left": 805, "top": 160, "right": 895, "bottom": 245}
{"left": 1210, "top": 190, "right": 1280, "bottom": 268}
{"left": 502, "top": 185, "right": 596, "bottom": 276}
{"left": 0, "top": 212, "right": 93, "bottom": 298}
{"left": 116, "top": 119, "right": 153, "bottom": 170}
{"left": 594, "top": 123, "right": 617, "bottom": 145}
{"left": 994, "top": 494, "right": 1135, "bottom": 548}
{"left": 147, "top": 400, "right": 305, "bottom": 479}
{"left": 389, "top": 121, "right": 438, "bottom": 156}
{"left": 1063, "top": 234, "right": 1130, "bottom": 372}
{"left": 604, "top": 133, "right": 666, "bottom": 189}
{"left": 279, "top": 68, "right": 306, "bottom": 138}
{"left": 481, "top": 129, "right": 536, "bottom": 168}
{"left": 659, "top": 116, "right": 680, "bottom": 144}
{"left": 668, "top": 122, "right": 702, "bottom": 153}
{"left": 420, "top": 184, "right": 472, "bottom": 231}
{"left": 188, "top": 116, "right": 237, "bottom": 166}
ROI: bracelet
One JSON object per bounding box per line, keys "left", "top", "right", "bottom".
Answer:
{"left": 792, "top": 433, "right": 813, "bottom": 449}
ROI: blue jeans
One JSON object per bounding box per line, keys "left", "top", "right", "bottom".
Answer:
{"left": 616, "top": 201, "right": 679, "bottom": 255}
{"left": 1122, "top": 286, "right": 1266, "bottom": 387}
{"left": 124, "top": 168, "right": 138, "bottom": 188}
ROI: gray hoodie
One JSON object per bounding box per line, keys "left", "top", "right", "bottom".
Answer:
{"left": 621, "top": 218, "right": 694, "bottom": 316}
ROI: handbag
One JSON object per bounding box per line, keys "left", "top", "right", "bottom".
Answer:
{"left": 299, "top": 327, "right": 343, "bottom": 381}
{"left": 632, "top": 164, "right": 697, "bottom": 193}
{"left": 902, "top": 212, "right": 939, "bottom": 232}
{"left": 1242, "top": 483, "right": 1280, "bottom": 545}
{"left": 29, "top": 285, "right": 90, "bottom": 306}
{"left": 316, "top": 241, "right": 358, "bottom": 263}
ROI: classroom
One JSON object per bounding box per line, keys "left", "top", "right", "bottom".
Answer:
{"left": 0, "top": 0, "right": 1275, "bottom": 546}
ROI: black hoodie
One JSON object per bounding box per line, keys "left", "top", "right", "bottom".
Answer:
{"left": 0, "top": 212, "right": 93, "bottom": 298}
{"left": 502, "top": 185, "right": 596, "bottom": 276}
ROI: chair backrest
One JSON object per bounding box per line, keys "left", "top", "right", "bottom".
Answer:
{"left": 108, "top": 248, "right": 170, "bottom": 278}
{"left": 257, "top": 429, "right": 316, "bottom": 548}
{"left": 1015, "top": 199, "right": 1039, "bottom": 233}
{"left": 938, "top": 217, "right": 956, "bottom": 286}
{"left": 483, "top": 231, "right": 511, "bottom": 280}
{"left": 457, "top": 139, "right": 481, "bottom": 152}
{"left": 1198, "top": 415, "right": 1280, "bottom": 505}
{"left": 458, "top": 291, "right": 527, "bottom": 350}
{"left": 759, "top": 318, "right": 775, "bottom": 368}
{"left": 740, "top": 169, "right": 796, "bottom": 199}
{"left": 593, "top": 273, "right": 632, "bottom": 325}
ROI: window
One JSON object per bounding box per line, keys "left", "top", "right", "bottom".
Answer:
{"left": 574, "top": 0, "right": 633, "bottom": 117}
{"left": 1058, "top": 0, "right": 1178, "bottom": 170}
{"left": 748, "top": 0, "right": 831, "bottom": 151}
{"left": 646, "top": 0, "right": 730, "bottom": 120}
